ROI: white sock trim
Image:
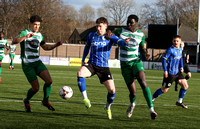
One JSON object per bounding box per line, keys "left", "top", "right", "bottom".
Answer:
{"left": 82, "top": 91, "right": 88, "bottom": 100}
{"left": 177, "top": 98, "right": 183, "bottom": 103}
{"left": 149, "top": 107, "right": 155, "bottom": 113}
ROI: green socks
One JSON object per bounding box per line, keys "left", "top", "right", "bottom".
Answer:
{"left": 43, "top": 84, "right": 52, "bottom": 103}
{"left": 10, "top": 60, "right": 13, "bottom": 67}
{"left": 26, "top": 84, "right": 52, "bottom": 103}
{"left": 26, "top": 88, "right": 37, "bottom": 103}
{"left": 143, "top": 87, "right": 154, "bottom": 108}
{"left": 130, "top": 94, "right": 136, "bottom": 104}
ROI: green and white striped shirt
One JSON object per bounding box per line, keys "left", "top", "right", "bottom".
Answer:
{"left": 113, "top": 27, "right": 145, "bottom": 62}
{"left": 0, "top": 38, "right": 9, "bottom": 57}
{"left": 9, "top": 45, "right": 17, "bottom": 54}
{"left": 17, "top": 29, "right": 43, "bottom": 64}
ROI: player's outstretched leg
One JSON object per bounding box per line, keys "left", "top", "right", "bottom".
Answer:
{"left": 152, "top": 88, "right": 163, "bottom": 102}
{"left": 78, "top": 77, "right": 91, "bottom": 109}
{"left": 105, "top": 92, "right": 115, "bottom": 120}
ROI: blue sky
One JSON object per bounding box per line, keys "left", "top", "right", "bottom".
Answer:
{"left": 63, "top": 0, "right": 156, "bottom": 11}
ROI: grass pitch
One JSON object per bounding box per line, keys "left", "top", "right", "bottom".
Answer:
{"left": 0, "top": 63, "right": 199, "bottom": 129}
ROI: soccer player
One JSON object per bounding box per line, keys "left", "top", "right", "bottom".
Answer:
{"left": 77, "top": 17, "right": 129, "bottom": 120}
{"left": 152, "top": 35, "right": 189, "bottom": 109}
{"left": 0, "top": 32, "right": 9, "bottom": 82}
{"left": 174, "top": 41, "right": 191, "bottom": 91}
{"left": 8, "top": 43, "right": 17, "bottom": 69}
{"left": 12, "top": 15, "right": 62, "bottom": 112}
{"left": 112, "top": 14, "right": 157, "bottom": 120}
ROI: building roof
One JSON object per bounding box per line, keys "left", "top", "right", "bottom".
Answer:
{"left": 69, "top": 24, "right": 197, "bottom": 43}
{"left": 178, "top": 25, "right": 197, "bottom": 42}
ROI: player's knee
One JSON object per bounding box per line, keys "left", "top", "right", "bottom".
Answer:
{"left": 46, "top": 79, "right": 53, "bottom": 86}
{"left": 77, "top": 70, "right": 83, "bottom": 77}
{"left": 161, "top": 87, "right": 169, "bottom": 93}
{"left": 32, "top": 87, "right": 39, "bottom": 92}
{"left": 139, "top": 80, "right": 147, "bottom": 89}
{"left": 187, "top": 72, "right": 191, "bottom": 78}
{"left": 179, "top": 79, "right": 189, "bottom": 90}
{"left": 131, "top": 91, "right": 137, "bottom": 97}
{"left": 183, "top": 82, "right": 189, "bottom": 90}
{"left": 109, "top": 88, "right": 115, "bottom": 94}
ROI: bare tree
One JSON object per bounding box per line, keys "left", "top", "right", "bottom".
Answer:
{"left": 102, "top": 0, "right": 135, "bottom": 25}
{"left": 139, "top": 0, "right": 198, "bottom": 30}
{"left": 0, "top": 0, "right": 19, "bottom": 37}
{"left": 0, "top": 0, "right": 77, "bottom": 42}
{"left": 79, "top": 5, "right": 95, "bottom": 26}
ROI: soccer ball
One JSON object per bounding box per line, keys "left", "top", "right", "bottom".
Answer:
{"left": 59, "top": 86, "right": 73, "bottom": 99}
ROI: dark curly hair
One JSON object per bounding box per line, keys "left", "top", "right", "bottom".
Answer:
{"left": 30, "top": 15, "right": 42, "bottom": 23}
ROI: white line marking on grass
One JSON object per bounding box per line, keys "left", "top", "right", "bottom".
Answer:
{"left": 0, "top": 99, "right": 199, "bottom": 108}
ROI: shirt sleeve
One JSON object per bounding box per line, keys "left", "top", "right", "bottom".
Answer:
{"left": 82, "top": 33, "right": 92, "bottom": 62}
{"left": 109, "top": 34, "right": 127, "bottom": 47}
{"left": 112, "top": 28, "right": 122, "bottom": 37}
{"left": 162, "top": 48, "right": 171, "bottom": 71}
{"left": 179, "top": 57, "right": 183, "bottom": 68}
{"left": 140, "top": 33, "right": 145, "bottom": 46}
{"left": 6, "top": 40, "right": 9, "bottom": 47}
{"left": 16, "top": 30, "right": 27, "bottom": 38}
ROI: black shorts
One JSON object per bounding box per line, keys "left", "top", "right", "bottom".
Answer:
{"left": 183, "top": 63, "right": 190, "bottom": 73}
{"left": 84, "top": 62, "right": 113, "bottom": 83}
{"left": 162, "top": 72, "right": 185, "bottom": 88}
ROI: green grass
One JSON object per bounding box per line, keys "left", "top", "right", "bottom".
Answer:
{"left": 0, "top": 63, "right": 199, "bottom": 129}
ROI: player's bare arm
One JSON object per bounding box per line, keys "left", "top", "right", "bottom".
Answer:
{"left": 164, "top": 71, "right": 168, "bottom": 78}
{"left": 139, "top": 45, "right": 150, "bottom": 60}
{"left": 12, "top": 33, "right": 34, "bottom": 44}
{"left": 180, "top": 67, "right": 184, "bottom": 73}
{"left": 125, "top": 37, "right": 131, "bottom": 43}
{"left": 41, "top": 41, "right": 62, "bottom": 50}
{"left": 105, "top": 30, "right": 113, "bottom": 40}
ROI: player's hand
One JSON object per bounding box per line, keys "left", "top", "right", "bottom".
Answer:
{"left": 26, "top": 33, "right": 34, "bottom": 38}
{"left": 180, "top": 67, "right": 184, "bottom": 73}
{"left": 56, "top": 41, "right": 62, "bottom": 47}
{"left": 81, "top": 62, "right": 85, "bottom": 66}
{"left": 145, "top": 52, "right": 151, "bottom": 60}
{"left": 164, "top": 71, "right": 168, "bottom": 78}
{"left": 105, "top": 30, "right": 113, "bottom": 40}
{"left": 125, "top": 37, "right": 131, "bottom": 43}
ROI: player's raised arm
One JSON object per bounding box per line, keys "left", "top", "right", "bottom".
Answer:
{"left": 105, "top": 30, "right": 129, "bottom": 46}
{"left": 12, "top": 33, "right": 34, "bottom": 44}
{"left": 41, "top": 41, "right": 62, "bottom": 51}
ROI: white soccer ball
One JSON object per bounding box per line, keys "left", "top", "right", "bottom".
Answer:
{"left": 59, "top": 86, "right": 73, "bottom": 99}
